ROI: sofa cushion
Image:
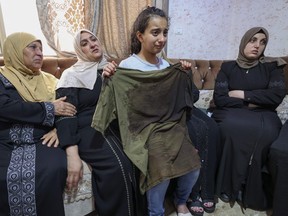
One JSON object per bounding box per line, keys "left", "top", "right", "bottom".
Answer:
{"left": 194, "top": 90, "right": 214, "bottom": 111}
{"left": 276, "top": 95, "right": 288, "bottom": 124}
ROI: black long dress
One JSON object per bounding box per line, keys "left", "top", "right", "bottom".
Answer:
{"left": 186, "top": 84, "right": 221, "bottom": 203}
{"left": 56, "top": 72, "right": 145, "bottom": 216}
{"left": 268, "top": 120, "right": 288, "bottom": 216}
{"left": 212, "top": 61, "right": 286, "bottom": 210}
{"left": 0, "top": 73, "right": 67, "bottom": 216}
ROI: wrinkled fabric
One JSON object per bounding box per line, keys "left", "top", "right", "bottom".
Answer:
{"left": 92, "top": 63, "right": 201, "bottom": 193}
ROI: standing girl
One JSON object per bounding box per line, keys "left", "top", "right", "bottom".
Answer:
{"left": 102, "top": 6, "right": 200, "bottom": 216}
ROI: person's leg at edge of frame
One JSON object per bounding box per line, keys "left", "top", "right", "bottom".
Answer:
{"left": 174, "top": 169, "right": 200, "bottom": 215}
{"left": 146, "top": 179, "right": 170, "bottom": 216}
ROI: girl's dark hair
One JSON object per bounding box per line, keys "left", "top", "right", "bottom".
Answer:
{"left": 130, "top": 6, "right": 169, "bottom": 54}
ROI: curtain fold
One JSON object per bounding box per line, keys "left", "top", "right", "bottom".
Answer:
{"left": 97, "top": 0, "right": 152, "bottom": 58}
{"left": 36, "top": 0, "right": 152, "bottom": 58}
{"left": 84, "top": 0, "right": 100, "bottom": 34}
{"left": 36, "top": 0, "right": 99, "bottom": 57}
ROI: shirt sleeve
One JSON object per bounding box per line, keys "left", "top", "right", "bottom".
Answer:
{"left": 0, "top": 90, "right": 54, "bottom": 126}
{"left": 55, "top": 87, "right": 80, "bottom": 148}
{"left": 243, "top": 63, "right": 286, "bottom": 109}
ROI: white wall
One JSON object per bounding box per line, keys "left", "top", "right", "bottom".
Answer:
{"left": 167, "top": 0, "right": 288, "bottom": 60}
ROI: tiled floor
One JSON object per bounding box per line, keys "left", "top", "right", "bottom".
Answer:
{"left": 84, "top": 200, "right": 272, "bottom": 216}
{"left": 168, "top": 201, "right": 271, "bottom": 216}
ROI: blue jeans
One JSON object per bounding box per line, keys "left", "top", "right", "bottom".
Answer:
{"left": 146, "top": 169, "right": 200, "bottom": 216}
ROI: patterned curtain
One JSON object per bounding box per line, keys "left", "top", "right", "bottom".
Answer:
{"left": 36, "top": 0, "right": 153, "bottom": 58}
{"left": 36, "top": 0, "right": 99, "bottom": 57}
{"left": 97, "top": 0, "right": 153, "bottom": 59}
{"left": 84, "top": 0, "right": 100, "bottom": 34}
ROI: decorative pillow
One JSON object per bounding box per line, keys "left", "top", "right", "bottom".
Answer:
{"left": 194, "top": 90, "right": 214, "bottom": 111}
{"left": 276, "top": 95, "right": 288, "bottom": 124}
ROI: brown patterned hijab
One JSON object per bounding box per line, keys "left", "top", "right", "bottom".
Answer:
{"left": 236, "top": 27, "right": 286, "bottom": 69}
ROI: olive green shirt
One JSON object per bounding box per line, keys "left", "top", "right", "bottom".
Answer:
{"left": 92, "top": 63, "right": 201, "bottom": 193}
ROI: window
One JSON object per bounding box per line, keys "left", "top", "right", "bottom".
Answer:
{"left": 1, "top": 0, "right": 63, "bottom": 56}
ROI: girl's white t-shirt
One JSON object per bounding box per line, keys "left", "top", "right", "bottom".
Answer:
{"left": 119, "top": 54, "right": 170, "bottom": 71}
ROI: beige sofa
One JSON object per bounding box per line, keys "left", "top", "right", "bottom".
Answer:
{"left": 1, "top": 55, "right": 288, "bottom": 215}
{"left": 2, "top": 56, "right": 288, "bottom": 91}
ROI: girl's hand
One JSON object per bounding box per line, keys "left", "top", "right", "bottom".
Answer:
{"left": 180, "top": 60, "right": 192, "bottom": 70}
{"left": 102, "top": 61, "right": 118, "bottom": 78}
{"left": 41, "top": 128, "right": 59, "bottom": 147}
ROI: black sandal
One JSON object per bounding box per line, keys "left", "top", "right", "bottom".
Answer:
{"left": 202, "top": 199, "right": 215, "bottom": 213}
{"left": 187, "top": 199, "right": 204, "bottom": 216}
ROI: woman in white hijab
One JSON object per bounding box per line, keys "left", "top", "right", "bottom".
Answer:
{"left": 56, "top": 29, "right": 145, "bottom": 216}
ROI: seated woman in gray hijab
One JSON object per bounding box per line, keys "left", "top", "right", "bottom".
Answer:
{"left": 212, "top": 27, "right": 286, "bottom": 211}
{"left": 0, "top": 32, "right": 76, "bottom": 216}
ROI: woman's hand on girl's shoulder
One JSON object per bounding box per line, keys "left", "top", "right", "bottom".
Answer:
{"left": 102, "top": 61, "right": 118, "bottom": 78}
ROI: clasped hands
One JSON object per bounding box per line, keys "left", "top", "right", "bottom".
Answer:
{"left": 228, "top": 90, "right": 244, "bottom": 99}
{"left": 229, "top": 90, "right": 258, "bottom": 107}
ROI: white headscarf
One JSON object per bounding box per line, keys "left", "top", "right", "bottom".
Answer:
{"left": 56, "top": 29, "right": 108, "bottom": 90}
